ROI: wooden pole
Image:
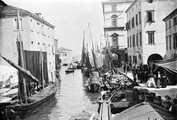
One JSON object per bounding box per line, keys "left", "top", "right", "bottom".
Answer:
{"left": 16, "top": 7, "right": 27, "bottom": 103}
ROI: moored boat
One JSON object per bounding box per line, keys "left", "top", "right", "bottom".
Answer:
{"left": 86, "top": 71, "right": 102, "bottom": 93}
{"left": 112, "top": 102, "right": 177, "bottom": 120}
{"left": 65, "top": 68, "right": 75, "bottom": 73}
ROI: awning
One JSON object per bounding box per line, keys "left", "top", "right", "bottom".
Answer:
{"left": 154, "top": 59, "right": 177, "bottom": 74}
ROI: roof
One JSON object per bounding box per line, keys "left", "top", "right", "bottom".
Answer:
{"left": 0, "top": 1, "right": 54, "bottom": 28}
{"left": 163, "top": 8, "right": 177, "bottom": 22}
{"left": 57, "top": 47, "right": 72, "bottom": 52}
{"left": 102, "top": 0, "right": 134, "bottom": 4}
{"left": 154, "top": 59, "right": 177, "bottom": 73}
{"left": 125, "top": 0, "right": 138, "bottom": 13}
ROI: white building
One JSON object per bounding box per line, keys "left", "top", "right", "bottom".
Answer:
{"left": 0, "top": 3, "right": 56, "bottom": 83}
{"left": 102, "top": 0, "right": 134, "bottom": 48}
{"left": 125, "top": 0, "right": 175, "bottom": 66}
{"left": 102, "top": 0, "right": 134, "bottom": 66}
{"left": 163, "top": 7, "right": 177, "bottom": 59}
{"left": 57, "top": 47, "right": 73, "bottom": 65}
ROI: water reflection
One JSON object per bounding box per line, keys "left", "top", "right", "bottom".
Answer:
{"left": 25, "top": 66, "right": 99, "bottom": 120}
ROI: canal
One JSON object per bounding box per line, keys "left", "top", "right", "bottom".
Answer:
{"left": 25, "top": 66, "right": 99, "bottom": 120}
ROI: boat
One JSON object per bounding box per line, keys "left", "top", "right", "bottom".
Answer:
{"left": 86, "top": 71, "right": 102, "bottom": 93}
{"left": 0, "top": 54, "right": 57, "bottom": 120}
{"left": 80, "top": 31, "right": 92, "bottom": 77}
{"left": 76, "top": 62, "right": 82, "bottom": 69}
{"left": 63, "top": 63, "right": 68, "bottom": 66}
{"left": 65, "top": 68, "right": 75, "bottom": 73}
{"left": 65, "top": 63, "right": 75, "bottom": 73}
{"left": 112, "top": 102, "right": 177, "bottom": 120}
{"left": 0, "top": 8, "right": 57, "bottom": 120}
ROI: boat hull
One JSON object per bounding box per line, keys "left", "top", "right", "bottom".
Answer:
{"left": 1, "top": 85, "right": 57, "bottom": 120}
{"left": 87, "top": 83, "right": 101, "bottom": 93}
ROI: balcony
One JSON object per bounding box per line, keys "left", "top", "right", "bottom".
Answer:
{"left": 104, "top": 26, "right": 124, "bottom": 31}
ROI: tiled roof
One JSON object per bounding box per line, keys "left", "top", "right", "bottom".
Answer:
{"left": 0, "top": 1, "right": 54, "bottom": 28}
{"left": 0, "top": 5, "right": 30, "bottom": 17}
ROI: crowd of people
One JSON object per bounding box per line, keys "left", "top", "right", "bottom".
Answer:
{"left": 122, "top": 62, "right": 168, "bottom": 88}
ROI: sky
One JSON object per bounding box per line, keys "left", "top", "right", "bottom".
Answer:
{"left": 5, "top": 0, "right": 105, "bottom": 56}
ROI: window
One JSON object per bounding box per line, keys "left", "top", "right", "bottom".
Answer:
{"left": 111, "top": 14, "right": 117, "bottom": 27}
{"left": 130, "top": 36, "right": 131, "bottom": 47}
{"left": 147, "top": 0, "right": 153, "bottom": 3}
{"left": 127, "top": 37, "right": 129, "bottom": 47}
{"left": 104, "top": 4, "right": 112, "bottom": 12}
{"left": 133, "top": 35, "right": 135, "bottom": 47}
{"left": 139, "top": 32, "right": 142, "bottom": 46}
{"left": 139, "top": 12, "right": 141, "bottom": 24}
{"left": 147, "top": 31, "right": 155, "bottom": 44}
{"left": 169, "top": 20, "right": 171, "bottom": 29}
{"left": 147, "top": 11, "right": 154, "bottom": 22}
{"left": 129, "top": 56, "right": 132, "bottom": 63}
{"left": 132, "top": 17, "right": 135, "bottom": 28}
{"left": 169, "top": 35, "right": 172, "bottom": 49}
{"left": 173, "top": 34, "right": 177, "bottom": 49}
{"left": 136, "top": 14, "right": 138, "bottom": 26}
{"left": 173, "top": 17, "right": 177, "bottom": 26}
{"left": 129, "top": 20, "right": 131, "bottom": 30}
{"left": 14, "top": 18, "right": 23, "bottom": 30}
{"left": 133, "top": 55, "right": 137, "bottom": 64}
{"left": 112, "top": 18, "right": 117, "bottom": 27}
{"left": 166, "top": 36, "right": 168, "bottom": 50}
{"left": 165, "top": 22, "right": 168, "bottom": 30}
{"left": 136, "top": 33, "right": 138, "bottom": 46}
{"left": 37, "top": 22, "right": 40, "bottom": 33}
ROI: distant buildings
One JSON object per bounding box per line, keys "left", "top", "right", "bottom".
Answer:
{"left": 102, "top": 0, "right": 134, "bottom": 66}
{"left": 0, "top": 1, "right": 56, "bottom": 82}
{"left": 57, "top": 47, "right": 73, "bottom": 65}
{"left": 125, "top": 0, "right": 176, "bottom": 66}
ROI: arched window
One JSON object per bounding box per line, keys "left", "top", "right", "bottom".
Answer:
{"left": 111, "top": 33, "right": 118, "bottom": 47}
{"left": 111, "top": 14, "right": 117, "bottom": 27}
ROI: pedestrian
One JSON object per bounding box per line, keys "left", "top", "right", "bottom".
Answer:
{"left": 146, "top": 73, "right": 156, "bottom": 88}
{"left": 132, "top": 66, "right": 137, "bottom": 82}
{"left": 162, "top": 95, "right": 172, "bottom": 110}
{"left": 123, "top": 63, "right": 126, "bottom": 73}
{"left": 171, "top": 99, "right": 177, "bottom": 115}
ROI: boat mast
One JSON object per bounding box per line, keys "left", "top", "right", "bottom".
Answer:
{"left": 16, "top": 7, "right": 28, "bottom": 103}
{"left": 88, "top": 23, "right": 97, "bottom": 71}
{"left": 81, "top": 31, "right": 86, "bottom": 67}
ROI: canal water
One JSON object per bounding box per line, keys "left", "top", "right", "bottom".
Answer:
{"left": 25, "top": 66, "right": 99, "bottom": 120}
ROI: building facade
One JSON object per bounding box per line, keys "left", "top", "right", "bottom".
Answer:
{"left": 126, "top": 0, "right": 175, "bottom": 66}
{"left": 102, "top": 0, "right": 134, "bottom": 66}
{"left": 0, "top": 3, "right": 56, "bottom": 82}
{"left": 163, "top": 8, "right": 177, "bottom": 60}
{"left": 57, "top": 47, "right": 72, "bottom": 65}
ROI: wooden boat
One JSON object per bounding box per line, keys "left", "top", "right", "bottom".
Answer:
{"left": 76, "top": 62, "right": 82, "bottom": 69}
{"left": 86, "top": 71, "right": 101, "bottom": 93}
{"left": 112, "top": 102, "right": 177, "bottom": 120}
{"left": 65, "top": 68, "right": 75, "bottom": 73}
{"left": 63, "top": 63, "right": 68, "bottom": 66}
{"left": 65, "top": 63, "right": 75, "bottom": 73}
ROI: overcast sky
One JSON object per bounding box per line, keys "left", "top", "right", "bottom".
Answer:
{"left": 5, "top": 0, "right": 105, "bottom": 56}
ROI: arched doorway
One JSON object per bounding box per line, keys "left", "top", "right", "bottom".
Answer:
{"left": 147, "top": 54, "right": 163, "bottom": 72}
